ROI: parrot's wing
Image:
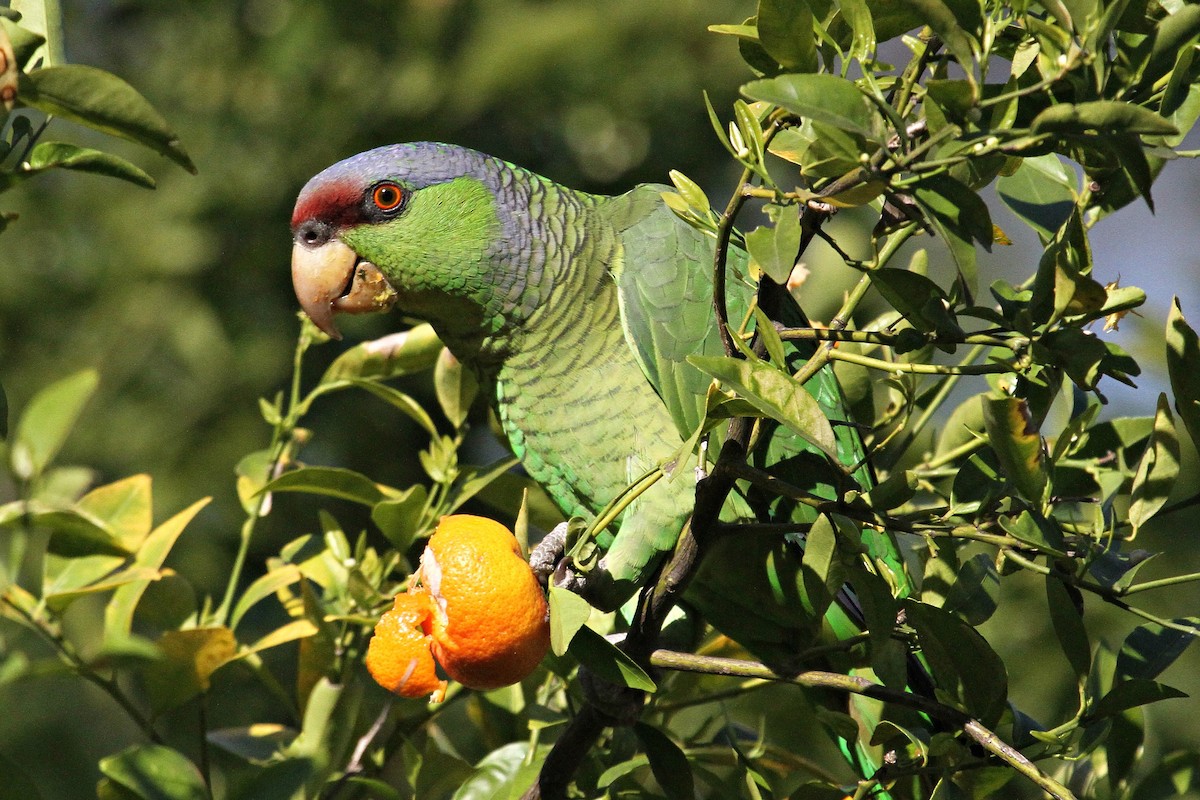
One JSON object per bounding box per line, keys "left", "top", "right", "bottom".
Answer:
{"left": 603, "top": 184, "right": 751, "bottom": 440}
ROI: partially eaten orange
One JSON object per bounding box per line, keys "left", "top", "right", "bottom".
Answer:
{"left": 365, "top": 514, "right": 551, "bottom": 701}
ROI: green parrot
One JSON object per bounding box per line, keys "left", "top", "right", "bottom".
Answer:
{"left": 290, "top": 142, "right": 919, "bottom": 772}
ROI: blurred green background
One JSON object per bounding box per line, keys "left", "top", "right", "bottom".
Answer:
{"left": 2, "top": 1, "right": 1199, "bottom": 797}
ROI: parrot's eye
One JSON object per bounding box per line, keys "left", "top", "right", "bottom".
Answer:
{"left": 371, "top": 182, "right": 406, "bottom": 213}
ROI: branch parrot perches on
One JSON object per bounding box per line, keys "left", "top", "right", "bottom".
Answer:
{"left": 290, "top": 141, "right": 919, "bottom": 762}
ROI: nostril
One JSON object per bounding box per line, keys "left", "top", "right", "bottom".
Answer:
{"left": 296, "top": 220, "right": 330, "bottom": 246}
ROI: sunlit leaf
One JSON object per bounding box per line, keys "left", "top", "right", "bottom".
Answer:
{"left": 689, "top": 354, "right": 838, "bottom": 460}
{"left": 548, "top": 585, "right": 592, "bottom": 656}
{"left": 104, "top": 498, "right": 210, "bottom": 644}
{"left": 1128, "top": 394, "right": 1180, "bottom": 536}
{"left": 321, "top": 324, "right": 442, "bottom": 384}
{"left": 742, "top": 73, "right": 877, "bottom": 137}
{"left": 1032, "top": 100, "right": 1178, "bottom": 135}
{"left": 982, "top": 396, "right": 1047, "bottom": 503}
{"left": 1166, "top": 297, "right": 1200, "bottom": 450}
{"left": 9, "top": 369, "right": 98, "bottom": 481}
{"left": 145, "top": 627, "right": 237, "bottom": 713}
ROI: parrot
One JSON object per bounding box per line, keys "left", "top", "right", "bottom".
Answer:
{"left": 290, "top": 141, "right": 921, "bottom": 780}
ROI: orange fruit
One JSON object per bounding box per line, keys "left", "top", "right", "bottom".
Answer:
{"left": 364, "top": 592, "right": 446, "bottom": 701}
{"left": 366, "top": 514, "right": 550, "bottom": 699}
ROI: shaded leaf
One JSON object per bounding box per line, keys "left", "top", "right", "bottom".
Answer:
{"left": 996, "top": 154, "right": 1077, "bottom": 240}
{"left": 1032, "top": 101, "right": 1177, "bottom": 135}
{"left": 1046, "top": 576, "right": 1091, "bottom": 678}
{"left": 230, "top": 564, "right": 302, "bottom": 631}
{"left": 906, "top": 600, "right": 1008, "bottom": 724}
{"left": 1116, "top": 621, "right": 1197, "bottom": 682}
{"left": 263, "top": 466, "right": 389, "bottom": 506}
{"left": 371, "top": 484, "right": 429, "bottom": 552}
{"left": 25, "top": 142, "right": 154, "bottom": 187}
{"left": 634, "top": 722, "right": 695, "bottom": 800}
{"left": 145, "top": 627, "right": 237, "bottom": 713}
{"left": 435, "top": 347, "right": 478, "bottom": 429}
{"left": 20, "top": 65, "right": 195, "bottom": 172}
{"left": 745, "top": 207, "right": 803, "bottom": 284}
{"left": 568, "top": 625, "right": 656, "bottom": 692}
{"left": 1089, "top": 679, "right": 1187, "bottom": 720}
{"left": 98, "top": 745, "right": 207, "bottom": 800}
{"left": 757, "top": 0, "right": 816, "bottom": 72}
{"left": 104, "top": 498, "right": 209, "bottom": 644}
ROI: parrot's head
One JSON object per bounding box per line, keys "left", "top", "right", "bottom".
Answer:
{"left": 290, "top": 142, "right": 507, "bottom": 341}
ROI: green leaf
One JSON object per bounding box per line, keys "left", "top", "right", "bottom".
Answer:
{"left": 1032, "top": 101, "right": 1178, "bottom": 136}
{"left": 939, "top": 553, "right": 999, "bottom": 626}
{"left": 568, "top": 625, "right": 656, "bottom": 692}
{"left": 745, "top": 206, "right": 803, "bottom": 284}
{"left": 896, "top": 0, "right": 979, "bottom": 93}
{"left": 105, "top": 498, "right": 209, "bottom": 645}
{"left": 1166, "top": 297, "right": 1200, "bottom": 451}
{"left": 757, "top": 0, "right": 816, "bottom": 72}
{"left": 98, "top": 744, "right": 208, "bottom": 800}
{"left": 1089, "top": 679, "right": 1187, "bottom": 720}
{"left": 548, "top": 585, "right": 592, "bottom": 657}
{"left": 1046, "top": 576, "right": 1091, "bottom": 678}
{"left": 452, "top": 743, "right": 547, "bottom": 800}
{"left": 982, "top": 396, "right": 1047, "bottom": 503}
{"left": 906, "top": 600, "right": 1008, "bottom": 724}
{"left": 371, "top": 484, "right": 429, "bottom": 552}
{"left": 800, "top": 514, "right": 844, "bottom": 618}
{"left": 9, "top": 369, "right": 98, "bottom": 481}
{"left": 230, "top": 564, "right": 302, "bottom": 631}
{"left": 634, "top": 722, "right": 695, "bottom": 800}
{"left": 19, "top": 65, "right": 195, "bottom": 172}
{"left": 7, "top": 507, "right": 129, "bottom": 557}
{"left": 144, "top": 627, "right": 237, "bottom": 714}
{"left": 909, "top": 177, "right": 986, "bottom": 296}
{"left": 1116, "top": 620, "right": 1197, "bottom": 682}
{"left": 870, "top": 268, "right": 963, "bottom": 341}
{"left": 688, "top": 354, "right": 838, "bottom": 460}
{"left": 996, "top": 154, "right": 1077, "bottom": 240}
{"left": 1128, "top": 394, "right": 1180, "bottom": 535}
{"left": 435, "top": 347, "right": 478, "bottom": 429}
{"left": 262, "top": 466, "right": 389, "bottom": 506}
{"left": 25, "top": 142, "right": 155, "bottom": 187}
{"left": 742, "top": 73, "right": 877, "bottom": 138}
{"left": 321, "top": 324, "right": 442, "bottom": 384}
{"left": 78, "top": 474, "right": 153, "bottom": 551}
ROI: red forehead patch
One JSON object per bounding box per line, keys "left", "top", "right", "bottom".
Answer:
{"left": 291, "top": 178, "right": 363, "bottom": 229}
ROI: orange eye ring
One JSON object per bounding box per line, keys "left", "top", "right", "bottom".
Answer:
{"left": 372, "top": 182, "right": 405, "bottom": 212}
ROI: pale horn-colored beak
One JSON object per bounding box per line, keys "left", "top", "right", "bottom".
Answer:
{"left": 291, "top": 240, "right": 397, "bottom": 339}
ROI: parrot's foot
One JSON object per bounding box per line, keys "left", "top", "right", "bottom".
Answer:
{"left": 529, "top": 522, "right": 588, "bottom": 593}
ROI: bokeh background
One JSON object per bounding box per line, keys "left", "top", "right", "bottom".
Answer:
{"left": 1, "top": 1, "right": 1199, "bottom": 796}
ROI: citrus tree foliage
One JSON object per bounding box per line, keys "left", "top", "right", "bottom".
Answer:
{"left": 4, "top": 2, "right": 1200, "bottom": 800}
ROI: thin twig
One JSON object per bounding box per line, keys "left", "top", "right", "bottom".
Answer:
{"left": 648, "top": 649, "right": 1077, "bottom": 800}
